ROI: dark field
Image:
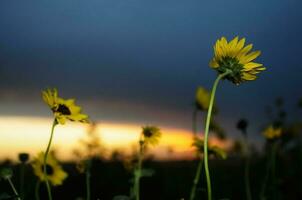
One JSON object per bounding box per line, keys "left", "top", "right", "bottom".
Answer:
{"left": 1, "top": 152, "right": 301, "bottom": 200}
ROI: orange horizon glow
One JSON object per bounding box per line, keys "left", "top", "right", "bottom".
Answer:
{"left": 0, "top": 116, "right": 232, "bottom": 162}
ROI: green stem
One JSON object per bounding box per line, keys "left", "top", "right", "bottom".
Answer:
{"left": 134, "top": 141, "right": 144, "bottom": 200}
{"left": 244, "top": 135, "right": 252, "bottom": 200}
{"left": 260, "top": 142, "right": 276, "bottom": 200}
{"left": 189, "top": 157, "right": 204, "bottom": 200}
{"left": 43, "top": 119, "right": 57, "bottom": 200}
{"left": 35, "top": 180, "right": 41, "bottom": 200}
{"left": 260, "top": 151, "right": 271, "bottom": 200}
{"left": 86, "top": 160, "right": 91, "bottom": 200}
{"left": 7, "top": 177, "right": 21, "bottom": 200}
{"left": 203, "top": 71, "right": 230, "bottom": 200}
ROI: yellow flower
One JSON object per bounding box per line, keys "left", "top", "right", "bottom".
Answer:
{"left": 210, "top": 36, "right": 266, "bottom": 84}
{"left": 31, "top": 152, "right": 67, "bottom": 186}
{"left": 141, "top": 126, "right": 162, "bottom": 146}
{"left": 193, "top": 137, "right": 227, "bottom": 159}
{"left": 263, "top": 126, "right": 282, "bottom": 140}
{"left": 195, "top": 87, "right": 210, "bottom": 111}
{"left": 42, "top": 88, "right": 89, "bottom": 124}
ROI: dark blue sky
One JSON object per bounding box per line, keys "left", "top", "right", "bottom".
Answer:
{"left": 0, "top": 0, "right": 301, "bottom": 142}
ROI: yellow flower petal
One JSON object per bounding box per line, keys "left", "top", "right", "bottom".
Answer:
{"left": 209, "top": 59, "right": 219, "bottom": 68}
{"left": 228, "top": 36, "right": 239, "bottom": 52}
{"left": 235, "top": 38, "right": 246, "bottom": 51}
{"left": 242, "top": 73, "right": 256, "bottom": 80}
{"left": 240, "top": 51, "right": 261, "bottom": 64}
{"left": 242, "top": 62, "right": 263, "bottom": 71}
{"left": 237, "top": 44, "right": 253, "bottom": 60}
{"left": 31, "top": 152, "right": 68, "bottom": 186}
{"left": 209, "top": 36, "right": 265, "bottom": 84}
{"left": 42, "top": 88, "right": 89, "bottom": 124}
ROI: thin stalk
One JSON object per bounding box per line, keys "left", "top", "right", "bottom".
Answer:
{"left": 203, "top": 71, "right": 230, "bottom": 200}
{"left": 260, "top": 151, "right": 271, "bottom": 199}
{"left": 243, "top": 135, "right": 252, "bottom": 200}
{"left": 134, "top": 140, "right": 144, "bottom": 200}
{"left": 7, "top": 177, "right": 21, "bottom": 200}
{"left": 189, "top": 157, "right": 204, "bottom": 200}
{"left": 271, "top": 142, "right": 278, "bottom": 200}
{"left": 35, "top": 180, "right": 41, "bottom": 200}
{"left": 86, "top": 160, "right": 92, "bottom": 200}
{"left": 20, "top": 163, "right": 25, "bottom": 200}
{"left": 260, "top": 142, "right": 275, "bottom": 200}
{"left": 43, "top": 119, "right": 57, "bottom": 200}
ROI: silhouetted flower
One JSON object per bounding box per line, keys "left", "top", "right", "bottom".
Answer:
{"left": 18, "top": 153, "right": 29, "bottom": 163}
{"left": 236, "top": 119, "right": 249, "bottom": 135}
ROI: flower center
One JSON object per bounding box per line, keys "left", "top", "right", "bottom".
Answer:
{"left": 143, "top": 130, "right": 153, "bottom": 138}
{"left": 57, "top": 104, "right": 71, "bottom": 115}
{"left": 217, "top": 57, "right": 243, "bottom": 84}
{"left": 42, "top": 164, "right": 54, "bottom": 175}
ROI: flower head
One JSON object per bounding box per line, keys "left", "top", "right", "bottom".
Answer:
{"left": 210, "top": 36, "right": 266, "bottom": 84}
{"left": 31, "top": 152, "right": 68, "bottom": 186}
{"left": 263, "top": 126, "right": 282, "bottom": 140}
{"left": 42, "top": 88, "right": 89, "bottom": 124}
{"left": 195, "top": 87, "right": 210, "bottom": 111}
{"left": 141, "top": 126, "right": 162, "bottom": 146}
{"left": 18, "top": 153, "right": 30, "bottom": 163}
{"left": 236, "top": 119, "right": 249, "bottom": 135}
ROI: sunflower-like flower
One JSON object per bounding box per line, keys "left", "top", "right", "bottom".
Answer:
{"left": 193, "top": 137, "right": 227, "bottom": 159}
{"left": 42, "top": 88, "right": 89, "bottom": 124}
{"left": 31, "top": 152, "right": 68, "bottom": 186}
{"left": 141, "top": 126, "right": 162, "bottom": 146}
{"left": 263, "top": 126, "right": 282, "bottom": 140}
{"left": 210, "top": 36, "right": 266, "bottom": 84}
{"left": 195, "top": 87, "right": 210, "bottom": 111}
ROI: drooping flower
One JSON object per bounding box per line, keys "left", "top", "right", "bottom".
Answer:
{"left": 263, "top": 126, "right": 282, "bottom": 140}
{"left": 210, "top": 36, "right": 266, "bottom": 84}
{"left": 42, "top": 88, "right": 89, "bottom": 124}
{"left": 195, "top": 87, "right": 210, "bottom": 111}
{"left": 141, "top": 126, "right": 162, "bottom": 146}
{"left": 31, "top": 152, "right": 67, "bottom": 186}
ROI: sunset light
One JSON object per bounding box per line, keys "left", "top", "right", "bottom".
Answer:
{"left": 1, "top": 1, "right": 300, "bottom": 198}
{"left": 0, "top": 116, "right": 231, "bottom": 161}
